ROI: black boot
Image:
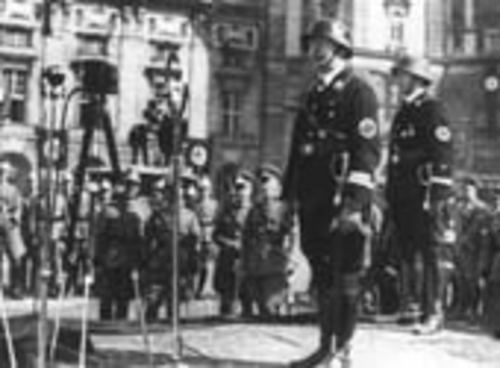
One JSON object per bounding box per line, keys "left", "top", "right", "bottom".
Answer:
{"left": 289, "top": 347, "right": 331, "bottom": 368}
{"left": 289, "top": 294, "right": 336, "bottom": 368}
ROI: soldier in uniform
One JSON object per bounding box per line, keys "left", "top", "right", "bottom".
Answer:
{"left": 213, "top": 170, "right": 254, "bottom": 317}
{"left": 144, "top": 175, "right": 201, "bottom": 320}
{"left": 387, "top": 56, "right": 455, "bottom": 334}
{"left": 240, "top": 164, "right": 293, "bottom": 318}
{"left": 143, "top": 178, "right": 172, "bottom": 321}
{"left": 482, "top": 190, "right": 500, "bottom": 338}
{"left": 0, "top": 162, "right": 26, "bottom": 298}
{"left": 194, "top": 176, "right": 219, "bottom": 298}
{"left": 453, "top": 177, "right": 492, "bottom": 321}
{"left": 94, "top": 180, "right": 144, "bottom": 320}
{"left": 282, "top": 19, "right": 380, "bottom": 367}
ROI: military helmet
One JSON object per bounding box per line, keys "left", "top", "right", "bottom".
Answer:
{"left": 256, "top": 163, "right": 282, "bottom": 182}
{"left": 124, "top": 167, "right": 141, "bottom": 184}
{"left": 302, "top": 19, "right": 353, "bottom": 58}
{"left": 0, "top": 161, "right": 15, "bottom": 179}
{"left": 391, "top": 56, "right": 435, "bottom": 84}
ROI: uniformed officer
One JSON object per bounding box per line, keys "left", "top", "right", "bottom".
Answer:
{"left": 282, "top": 19, "right": 380, "bottom": 367}
{"left": 482, "top": 190, "right": 500, "bottom": 337}
{"left": 240, "top": 164, "right": 293, "bottom": 317}
{"left": 94, "top": 181, "right": 144, "bottom": 320}
{"left": 144, "top": 175, "right": 201, "bottom": 320}
{"left": 0, "top": 162, "right": 26, "bottom": 298}
{"left": 453, "top": 177, "right": 491, "bottom": 320}
{"left": 194, "top": 175, "right": 219, "bottom": 298}
{"left": 213, "top": 170, "right": 254, "bottom": 317}
{"left": 387, "top": 56, "right": 455, "bottom": 334}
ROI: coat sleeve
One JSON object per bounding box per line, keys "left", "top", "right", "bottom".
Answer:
{"left": 342, "top": 81, "right": 381, "bottom": 213}
{"left": 424, "top": 101, "right": 454, "bottom": 203}
{"left": 282, "top": 109, "right": 305, "bottom": 204}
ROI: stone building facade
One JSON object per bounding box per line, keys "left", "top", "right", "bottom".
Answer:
{"left": 0, "top": 0, "right": 266, "bottom": 189}
{"left": 1, "top": 0, "right": 497, "bottom": 193}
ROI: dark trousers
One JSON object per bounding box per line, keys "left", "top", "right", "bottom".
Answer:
{"left": 145, "top": 281, "right": 173, "bottom": 321}
{"left": 98, "top": 267, "right": 132, "bottom": 321}
{"left": 300, "top": 209, "right": 365, "bottom": 351}
{"left": 214, "top": 247, "right": 240, "bottom": 315}
{"left": 394, "top": 204, "right": 444, "bottom": 319}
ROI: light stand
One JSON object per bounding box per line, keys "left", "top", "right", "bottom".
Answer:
{"left": 158, "top": 3, "right": 213, "bottom": 364}
{"left": 162, "top": 52, "right": 189, "bottom": 363}
{"left": 37, "top": 63, "right": 66, "bottom": 368}
{"left": 65, "top": 57, "right": 122, "bottom": 293}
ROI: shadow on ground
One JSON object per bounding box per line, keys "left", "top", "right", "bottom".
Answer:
{"left": 55, "top": 348, "right": 288, "bottom": 368}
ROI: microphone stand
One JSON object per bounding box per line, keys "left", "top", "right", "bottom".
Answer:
{"left": 37, "top": 2, "right": 53, "bottom": 367}
{"left": 163, "top": 55, "right": 189, "bottom": 364}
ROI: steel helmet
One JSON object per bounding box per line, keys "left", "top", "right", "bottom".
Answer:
{"left": 124, "top": 167, "right": 141, "bottom": 184}
{"left": 302, "top": 19, "right": 353, "bottom": 58}
{"left": 391, "top": 56, "right": 435, "bottom": 84}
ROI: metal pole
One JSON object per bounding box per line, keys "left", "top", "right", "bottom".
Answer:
{"left": 38, "top": 2, "right": 53, "bottom": 367}
{"left": 171, "top": 122, "right": 182, "bottom": 361}
{"left": 166, "top": 67, "right": 189, "bottom": 365}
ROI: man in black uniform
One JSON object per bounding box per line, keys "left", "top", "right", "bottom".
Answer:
{"left": 387, "top": 56, "right": 455, "bottom": 334}
{"left": 94, "top": 181, "right": 144, "bottom": 320}
{"left": 283, "top": 19, "right": 380, "bottom": 367}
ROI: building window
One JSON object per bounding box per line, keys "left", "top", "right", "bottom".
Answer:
{"left": 221, "top": 52, "right": 244, "bottom": 69}
{"left": 0, "top": 26, "right": 32, "bottom": 48}
{"left": 77, "top": 34, "right": 108, "bottom": 56}
{"left": 483, "top": 29, "right": 500, "bottom": 54}
{"left": 150, "top": 42, "right": 178, "bottom": 63}
{"left": 2, "top": 67, "right": 28, "bottom": 124}
{"left": 220, "top": 91, "right": 242, "bottom": 138}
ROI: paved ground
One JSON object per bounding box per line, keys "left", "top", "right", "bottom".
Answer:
{"left": 1, "top": 297, "right": 500, "bottom": 367}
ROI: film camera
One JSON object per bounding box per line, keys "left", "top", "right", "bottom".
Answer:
{"left": 70, "top": 56, "right": 118, "bottom": 95}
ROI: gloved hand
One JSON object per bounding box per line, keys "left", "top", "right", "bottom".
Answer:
{"left": 330, "top": 208, "right": 367, "bottom": 235}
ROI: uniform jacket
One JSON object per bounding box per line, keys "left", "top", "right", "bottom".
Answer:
{"left": 213, "top": 200, "right": 251, "bottom": 252}
{"left": 145, "top": 207, "right": 200, "bottom": 278}
{"left": 195, "top": 197, "right": 219, "bottom": 244}
{"left": 95, "top": 200, "right": 143, "bottom": 270}
{"left": 283, "top": 67, "right": 380, "bottom": 215}
{"left": 241, "top": 199, "right": 293, "bottom": 276}
{"left": 0, "top": 181, "right": 26, "bottom": 260}
{"left": 387, "top": 92, "right": 454, "bottom": 207}
{"left": 456, "top": 200, "right": 493, "bottom": 279}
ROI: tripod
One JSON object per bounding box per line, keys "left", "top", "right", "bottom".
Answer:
{"left": 65, "top": 92, "right": 121, "bottom": 292}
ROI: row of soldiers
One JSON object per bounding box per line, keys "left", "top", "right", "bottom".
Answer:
{"left": 93, "top": 163, "right": 296, "bottom": 321}
{"left": 366, "top": 176, "right": 500, "bottom": 331}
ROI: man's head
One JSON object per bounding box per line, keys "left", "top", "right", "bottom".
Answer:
{"left": 181, "top": 171, "right": 200, "bottom": 206}
{"left": 302, "top": 19, "right": 352, "bottom": 74}
{"left": 391, "top": 56, "right": 435, "bottom": 95}
{"left": 233, "top": 170, "right": 254, "bottom": 205}
{"left": 124, "top": 168, "right": 141, "bottom": 197}
{"left": 256, "top": 163, "right": 282, "bottom": 200}
{"left": 0, "top": 162, "right": 14, "bottom": 183}
{"left": 198, "top": 175, "right": 213, "bottom": 198}
{"left": 461, "top": 176, "right": 479, "bottom": 202}
{"left": 150, "top": 178, "right": 170, "bottom": 210}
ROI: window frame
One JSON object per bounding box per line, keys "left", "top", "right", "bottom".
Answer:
{"left": 2, "top": 64, "right": 29, "bottom": 124}
{"left": 220, "top": 90, "right": 243, "bottom": 139}
{"left": 76, "top": 34, "right": 109, "bottom": 57}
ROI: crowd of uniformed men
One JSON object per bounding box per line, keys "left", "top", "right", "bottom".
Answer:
{"left": 1, "top": 15, "right": 500, "bottom": 368}
{"left": 0, "top": 151, "right": 499, "bottom": 328}
{"left": 0, "top": 160, "right": 299, "bottom": 322}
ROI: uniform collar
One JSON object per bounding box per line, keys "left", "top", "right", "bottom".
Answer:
{"left": 316, "top": 64, "right": 350, "bottom": 92}
{"left": 404, "top": 87, "right": 428, "bottom": 106}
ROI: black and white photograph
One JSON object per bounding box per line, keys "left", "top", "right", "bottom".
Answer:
{"left": 0, "top": 0, "right": 499, "bottom": 367}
